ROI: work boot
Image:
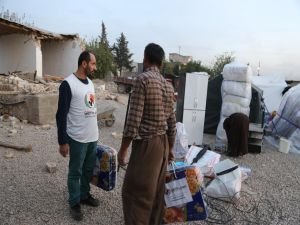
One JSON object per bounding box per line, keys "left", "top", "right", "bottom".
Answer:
{"left": 80, "top": 194, "right": 100, "bottom": 207}
{"left": 70, "top": 204, "right": 83, "bottom": 221}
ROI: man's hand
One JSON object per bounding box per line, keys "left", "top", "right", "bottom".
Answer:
{"left": 118, "top": 137, "right": 132, "bottom": 167}
{"left": 59, "top": 144, "right": 69, "bottom": 157}
{"left": 168, "top": 149, "right": 175, "bottom": 163}
{"left": 117, "top": 148, "right": 128, "bottom": 166}
{"left": 168, "top": 141, "right": 175, "bottom": 163}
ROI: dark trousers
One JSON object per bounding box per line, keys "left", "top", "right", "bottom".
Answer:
{"left": 67, "top": 137, "right": 97, "bottom": 206}
{"left": 122, "top": 135, "right": 169, "bottom": 225}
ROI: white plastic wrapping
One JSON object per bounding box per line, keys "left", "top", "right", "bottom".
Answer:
{"left": 223, "top": 95, "right": 250, "bottom": 108}
{"left": 222, "top": 81, "right": 252, "bottom": 99}
{"left": 185, "top": 146, "right": 221, "bottom": 177}
{"left": 222, "top": 62, "right": 252, "bottom": 83}
{"left": 216, "top": 63, "right": 252, "bottom": 144}
{"left": 174, "top": 122, "right": 189, "bottom": 159}
{"left": 221, "top": 102, "right": 250, "bottom": 118}
{"left": 206, "top": 159, "right": 242, "bottom": 200}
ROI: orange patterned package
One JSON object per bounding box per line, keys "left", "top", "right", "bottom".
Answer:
{"left": 163, "top": 165, "right": 207, "bottom": 224}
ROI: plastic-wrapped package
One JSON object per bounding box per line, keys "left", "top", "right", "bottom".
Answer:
{"left": 216, "top": 63, "right": 252, "bottom": 145}
{"left": 206, "top": 159, "right": 242, "bottom": 200}
{"left": 222, "top": 62, "right": 252, "bottom": 82}
{"left": 221, "top": 102, "right": 250, "bottom": 118}
{"left": 91, "top": 144, "right": 117, "bottom": 191}
{"left": 174, "top": 122, "right": 189, "bottom": 159}
{"left": 185, "top": 146, "right": 221, "bottom": 177}
{"left": 163, "top": 165, "right": 207, "bottom": 224}
{"left": 222, "top": 81, "right": 252, "bottom": 99}
{"left": 223, "top": 95, "right": 251, "bottom": 108}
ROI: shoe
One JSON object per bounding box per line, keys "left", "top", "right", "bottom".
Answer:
{"left": 80, "top": 194, "right": 100, "bottom": 207}
{"left": 70, "top": 204, "right": 83, "bottom": 221}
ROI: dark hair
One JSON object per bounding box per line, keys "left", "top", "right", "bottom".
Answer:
{"left": 144, "top": 43, "right": 165, "bottom": 67}
{"left": 78, "top": 51, "right": 91, "bottom": 67}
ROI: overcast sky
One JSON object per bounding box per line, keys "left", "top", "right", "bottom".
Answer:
{"left": 1, "top": 0, "right": 300, "bottom": 80}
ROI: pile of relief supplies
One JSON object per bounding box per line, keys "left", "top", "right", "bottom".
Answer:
{"left": 216, "top": 62, "right": 253, "bottom": 146}
{"left": 162, "top": 122, "right": 251, "bottom": 224}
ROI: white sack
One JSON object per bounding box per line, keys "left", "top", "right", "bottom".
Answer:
{"left": 223, "top": 95, "right": 250, "bottom": 108}
{"left": 206, "top": 159, "right": 242, "bottom": 200}
{"left": 222, "top": 62, "right": 252, "bottom": 82}
{"left": 185, "top": 146, "right": 221, "bottom": 177}
{"left": 221, "top": 102, "right": 250, "bottom": 118}
{"left": 222, "top": 81, "right": 252, "bottom": 99}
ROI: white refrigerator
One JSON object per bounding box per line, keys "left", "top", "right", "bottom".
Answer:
{"left": 182, "top": 72, "right": 209, "bottom": 145}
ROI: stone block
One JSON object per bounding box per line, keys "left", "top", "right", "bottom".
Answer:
{"left": 46, "top": 162, "right": 57, "bottom": 173}
{"left": 5, "top": 151, "right": 14, "bottom": 159}
{"left": 26, "top": 94, "right": 58, "bottom": 125}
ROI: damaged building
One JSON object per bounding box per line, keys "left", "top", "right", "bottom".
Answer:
{"left": 0, "top": 18, "right": 84, "bottom": 124}
{"left": 0, "top": 17, "right": 83, "bottom": 78}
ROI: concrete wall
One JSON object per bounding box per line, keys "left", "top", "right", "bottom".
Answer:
{"left": 0, "top": 94, "right": 28, "bottom": 121}
{"left": 0, "top": 34, "right": 42, "bottom": 78}
{"left": 0, "top": 93, "right": 58, "bottom": 124}
{"left": 42, "top": 39, "right": 83, "bottom": 77}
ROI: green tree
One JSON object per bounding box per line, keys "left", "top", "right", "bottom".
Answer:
{"left": 161, "top": 60, "right": 174, "bottom": 75}
{"left": 180, "top": 60, "right": 212, "bottom": 74}
{"left": 160, "top": 52, "right": 235, "bottom": 79}
{"left": 210, "top": 52, "right": 235, "bottom": 79}
{"left": 113, "top": 32, "right": 134, "bottom": 76}
{"left": 98, "top": 22, "right": 114, "bottom": 78}
{"left": 86, "top": 22, "right": 114, "bottom": 79}
{"left": 99, "top": 22, "right": 109, "bottom": 47}
{"left": 173, "top": 62, "right": 181, "bottom": 75}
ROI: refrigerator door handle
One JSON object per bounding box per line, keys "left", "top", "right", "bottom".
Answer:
{"left": 192, "top": 112, "right": 196, "bottom": 122}
{"left": 193, "top": 98, "right": 198, "bottom": 108}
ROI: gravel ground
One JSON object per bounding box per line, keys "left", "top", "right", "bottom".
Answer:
{"left": 1, "top": 97, "right": 300, "bottom": 225}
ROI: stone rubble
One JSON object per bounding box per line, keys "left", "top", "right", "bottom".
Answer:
{"left": 4, "top": 151, "right": 14, "bottom": 159}
{"left": 46, "top": 162, "right": 57, "bottom": 173}
{"left": 0, "top": 74, "right": 60, "bottom": 94}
